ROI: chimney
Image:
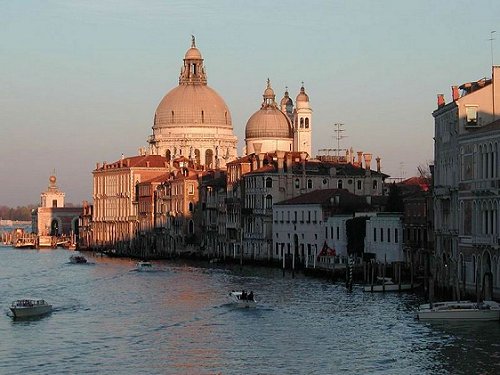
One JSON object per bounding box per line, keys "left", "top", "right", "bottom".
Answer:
{"left": 300, "top": 152, "right": 307, "bottom": 174}
{"left": 126, "top": 159, "right": 130, "bottom": 167}
{"left": 146, "top": 161, "right": 150, "bottom": 168}
{"left": 277, "top": 151, "right": 285, "bottom": 174}
{"left": 364, "top": 153, "right": 372, "bottom": 175}
{"left": 357, "top": 151, "right": 363, "bottom": 167}
{"left": 286, "top": 153, "right": 293, "bottom": 174}
{"left": 96, "top": 162, "right": 100, "bottom": 170}
{"left": 437, "top": 94, "right": 445, "bottom": 108}
{"left": 452, "top": 86, "right": 459, "bottom": 101}
{"left": 376, "top": 157, "right": 381, "bottom": 173}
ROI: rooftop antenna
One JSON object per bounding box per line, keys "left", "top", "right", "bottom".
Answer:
{"left": 333, "top": 123, "right": 346, "bottom": 158}
{"left": 489, "top": 31, "right": 496, "bottom": 67}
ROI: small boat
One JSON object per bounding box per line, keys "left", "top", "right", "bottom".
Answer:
{"left": 364, "top": 277, "right": 420, "bottom": 292}
{"left": 136, "top": 261, "right": 153, "bottom": 271}
{"left": 10, "top": 299, "right": 52, "bottom": 318}
{"left": 69, "top": 255, "right": 88, "bottom": 264}
{"left": 416, "top": 300, "right": 500, "bottom": 321}
{"left": 228, "top": 291, "right": 257, "bottom": 308}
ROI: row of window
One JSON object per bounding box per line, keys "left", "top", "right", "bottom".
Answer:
{"left": 373, "top": 227, "right": 399, "bottom": 243}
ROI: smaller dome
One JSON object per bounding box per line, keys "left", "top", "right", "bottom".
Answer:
{"left": 296, "top": 85, "right": 309, "bottom": 102}
{"left": 185, "top": 47, "right": 202, "bottom": 60}
{"left": 245, "top": 108, "right": 293, "bottom": 139}
{"left": 280, "top": 90, "right": 293, "bottom": 106}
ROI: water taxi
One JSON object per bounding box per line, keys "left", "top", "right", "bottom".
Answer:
{"left": 228, "top": 291, "right": 257, "bottom": 308}
{"left": 416, "top": 300, "right": 500, "bottom": 321}
{"left": 136, "top": 261, "right": 154, "bottom": 271}
{"left": 10, "top": 299, "right": 52, "bottom": 318}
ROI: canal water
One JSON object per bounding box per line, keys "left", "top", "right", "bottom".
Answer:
{"left": 1, "top": 245, "right": 499, "bottom": 374}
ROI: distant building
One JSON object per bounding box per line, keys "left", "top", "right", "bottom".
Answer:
{"left": 31, "top": 174, "right": 81, "bottom": 236}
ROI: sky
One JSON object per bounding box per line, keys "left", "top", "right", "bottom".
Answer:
{"left": 1, "top": 0, "right": 500, "bottom": 207}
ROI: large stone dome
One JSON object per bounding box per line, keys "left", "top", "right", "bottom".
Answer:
{"left": 148, "top": 37, "right": 238, "bottom": 169}
{"left": 154, "top": 85, "right": 232, "bottom": 129}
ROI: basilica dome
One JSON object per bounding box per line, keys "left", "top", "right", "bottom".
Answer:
{"left": 148, "top": 37, "right": 238, "bottom": 169}
{"left": 154, "top": 85, "right": 232, "bottom": 129}
{"left": 153, "top": 37, "right": 233, "bottom": 130}
{"left": 245, "top": 80, "right": 293, "bottom": 139}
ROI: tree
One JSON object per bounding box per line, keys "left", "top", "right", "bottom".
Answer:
{"left": 346, "top": 216, "right": 368, "bottom": 256}
{"left": 385, "top": 182, "right": 404, "bottom": 212}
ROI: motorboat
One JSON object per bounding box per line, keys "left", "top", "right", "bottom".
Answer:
{"left": 10, "top": 299, "right": 52, "bottom": 318}
{"left": 136, "top": 261, "right": 153, "bottom": 271}
{"left": 69, "top": 255, "right": 88, "bottom": 264}
{"left": 228, "top": 291, "right": 257, "bottom": 308}
{"left": 364, "top": 277, "right": 420, "bottom": 292}
{"left": 416, "top": 300, "right": 500, "bottom": 321}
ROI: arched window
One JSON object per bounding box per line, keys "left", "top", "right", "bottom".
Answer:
{"left": 300, "top": 118, "right": 304, "bottom": 128}
{"left": 188, "top": 202, "right": 194, "bottom": 212}
{"left": 165, "top": 150, "right": 171, "bottom": 162}
{"left": 266, "top": 177, "right": 272, "bottom": 188}
{"left": 195, "top": 149, "right": 201, "bottom": 166}
{"left": 307, "top": 179, "right": 313, "bottom": 189}
{"left": 295, "top": 179, "right": 300, "bottom": 188}
{"left": 188, "top": 220, "right": 194, "bottom": 234}
{"left": 201, "top": 110, "right": 204, "bottom": 124}
{"left": 205, "top": 149, "right": 214, "bottom": 168}
{"left": 171, "top": 111, "right": 174, "bottom": 122}
{"left": 266, "top": 195, "right": 273, "bottom": 209}
{"left": 373, "top": 180, "right": 378, "bottom": 190}
{"left": 337, "top": 180, "right": 343, "bottom": 189}
{"left": 305, "top": 118, "right": 309, "bottom": 128}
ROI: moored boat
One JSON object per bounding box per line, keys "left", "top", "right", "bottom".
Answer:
{"left": 228, "top": 291, "right": 257, "bottom": 308}
{"left": 416, "top": 300, "right": 500, "bottom": 321}
{"left": 364, "top": 277, "right": 420, "bottom": 292}
{"left": 10, "top": 299, "right": 52, "bottom": 318}
{"left": 136, "top": 261, "right": 153, "bottom": 271}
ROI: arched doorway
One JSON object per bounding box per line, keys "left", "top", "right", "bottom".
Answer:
{"left": 50, "top": 219, "right": 59, "bottom": 236}
{"left": 483, "top": 251, "right": 493, "bottom": 300}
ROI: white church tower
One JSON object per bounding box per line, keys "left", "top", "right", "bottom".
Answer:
{"left": 293, "top": 84, "right": 312, "bottom": 156}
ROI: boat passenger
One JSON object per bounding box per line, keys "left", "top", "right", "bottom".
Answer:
{"left": 248, "top": 291, "right": 254, "bottom": 301}
{"left": 241, "top": 290, "right": 247, "bottom": 300}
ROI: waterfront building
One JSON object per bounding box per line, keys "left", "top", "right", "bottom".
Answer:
{"left": 433, "top": 66, "right": 500, "bottom": 299}
{"left": 147, "top": 36, "right": 238, "bottom": 168}
{"left": 226, "top": 151, "right": 387, "bottom": 261}
{"left": 31, "top": 174, "right": 81, "bottom": 237}
{"left": 198, "top": 170, "right": 228, "bottom": 258}
{"left": 91, "top": 154, "right": 169, "bottom": 246}
{"left": 364, "top": 213, "right": 404, "bottom": 263}
{"left": 273, "top": 189, "right": 377, "bottom": 267}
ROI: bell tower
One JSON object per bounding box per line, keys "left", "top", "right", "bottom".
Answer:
{"left": 293, "top": 83, "right": 312, "bottom": 157}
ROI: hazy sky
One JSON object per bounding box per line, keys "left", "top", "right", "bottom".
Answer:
{"left": 1, "top": 0, "right": 500, "bottom": 206}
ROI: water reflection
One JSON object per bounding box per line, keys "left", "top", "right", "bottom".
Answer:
{"left": 1, "top": 245, "right": 500, "bottom": 374}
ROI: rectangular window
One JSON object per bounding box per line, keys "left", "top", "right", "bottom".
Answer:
{"left": 330, "top": 227, "right": 334, "bottom": 239}
{"left": 188, "top": 184, "right": 194, "bottom": 195}
{"left": 380, "top": 228, "right": 384, "bottom": 242}
{"left": 465, "top": 105, "right": 478, "bottom": 125}
{"left": 387, "top": 228, "right": 391, "bottom": 243}
{"left": 336, "top": 226, "right": 340, "bottom": 240}
{"left": 357, "top": 180, "right": 362, "bottom": 190}
{"left": 52, "top": 199, "right": 58, "bottom": 208}
{"left": 373, "top": 228, "right": 377, "bottom": 242}
{"left": 395, "top": 228, "right": 399, "bottom": 243}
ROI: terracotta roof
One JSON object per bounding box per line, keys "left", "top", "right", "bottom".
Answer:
{"left": 96, "top": 155, "right": 168, "bottom": 170}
